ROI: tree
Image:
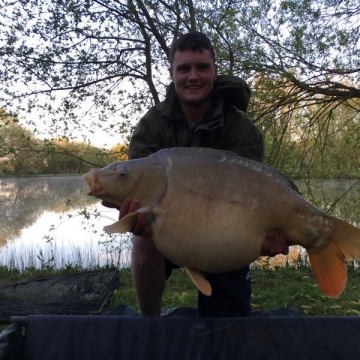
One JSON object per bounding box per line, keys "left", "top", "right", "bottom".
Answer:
{"left": 0, "top": 113, "right": 45, "bottom": 175}
{"left": 0, "top": 109, "right": 116, "bottom": 175}
{"left": 1, "top": 0, "right": 193, "bottom": 140}
{"left": 0, "top": 109, "right": 17, "bottom": 158}
{"left": 109, "top": 144, "right": 129, "bottom": 161}
{"left": 238, "top": 0, "right": 360, "bottom": 167}
{"left": 0, "top": 0, "right": 359, "bottom": 174}
{"left": 43, "top": 138, "right": 115, "bottom": 174}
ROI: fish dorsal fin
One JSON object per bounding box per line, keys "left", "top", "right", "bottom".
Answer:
{"left": 184, "top": 267, "right": 212, "bottom": 296}
{"left": 103, "top": 212, "right": 139, "bottom": 234}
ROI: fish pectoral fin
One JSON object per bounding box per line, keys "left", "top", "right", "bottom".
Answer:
{"left": 103, "top": 212, "right": 139, "bottom": 234}
{"left": 184, "top": 267, "right": 212, "bottom": 296}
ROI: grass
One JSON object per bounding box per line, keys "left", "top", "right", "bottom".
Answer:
{"left": 2, "top": 254, "right": 360, "bottom": 321}
{"left": 110, "top": 264, "right": 360, "bottom": 316}
{"left": 251, "top": 265, "right": 360, "bottom": 316}
{"left": 0, "top": 264, "right": 96, "bottom": 285}
{"left": 109, "top": 267, "right": 198, "bottom": 311}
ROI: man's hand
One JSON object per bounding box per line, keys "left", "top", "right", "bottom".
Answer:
{"left": 261, "top": 231, "right": 289, "bottom": 257}
{"left": 102, "top": 199, "right": 152, "bottom": 237}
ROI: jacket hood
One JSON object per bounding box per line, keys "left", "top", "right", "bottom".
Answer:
{"left": 213, "top": 75, "right": 251, "bottom": 112}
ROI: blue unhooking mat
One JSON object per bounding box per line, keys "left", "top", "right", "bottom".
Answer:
{"left": 2, "top": 305, "right": 360, "bottom": 359}
{"left": 18, "top": 315, "right": 360, "bottom": 360}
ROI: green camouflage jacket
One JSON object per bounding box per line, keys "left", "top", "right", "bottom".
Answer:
{"left": 129, "top": 75, "right": 264, "bottom": 162}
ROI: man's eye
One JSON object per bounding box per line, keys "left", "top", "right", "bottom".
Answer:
{"left": 199, "top": 64, "right": 210, "bottom": 70}
{"left": 178, "top": 66, "right": 189, "bottom": 72}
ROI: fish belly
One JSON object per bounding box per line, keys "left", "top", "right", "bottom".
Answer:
{"left": 151, "top": 192, "right": 271, "bottom": 273}
{"left": 150, "top": 163, "right": 331, "bottom": 272}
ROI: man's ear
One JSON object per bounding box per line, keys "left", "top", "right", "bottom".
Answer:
{"left": 168, "top": 67, "right": 174, "bottom": 81}
{"left": 214, "top": 64, "right": 218, "bottom": 80}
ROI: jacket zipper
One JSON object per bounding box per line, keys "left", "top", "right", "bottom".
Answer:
{"left": 186, "top": 125, "right": 198, "bottom": 147}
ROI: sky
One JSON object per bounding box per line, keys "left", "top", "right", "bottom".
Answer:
{"left": 14, "top": 92, "right": 134, "bottom": 149}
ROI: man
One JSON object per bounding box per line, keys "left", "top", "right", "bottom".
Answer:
{"left": 111, "top": 31, "right": 288, "bottom": 317}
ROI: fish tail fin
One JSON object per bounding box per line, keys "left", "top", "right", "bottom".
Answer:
{"left": 308, "top": 216, "right": 360, "bottom": 298}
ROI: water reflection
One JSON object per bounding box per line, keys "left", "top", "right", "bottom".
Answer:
{"left": 0, "top": 176, "right": 131, "bottom": 269}
{"left": 0, "top": 176, "right": 359, "bottom": 270}
{"left": 0, "top": 176, "right": 94, "bottom": 243}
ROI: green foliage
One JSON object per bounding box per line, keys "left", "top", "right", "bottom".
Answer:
{"left": 0, "top": 1, "right": 359, "bottom": 180}
{"left": 263, "top": 98, "right": 360, "bottom": 179}
{"left": 40, "top": 138, "right": 117, "bottom": 174}
{"left": 0, "top": 112, "right": 126, "bottom": 175}
{"left": 0, "top": 111, "right": 45, "bottom": 175}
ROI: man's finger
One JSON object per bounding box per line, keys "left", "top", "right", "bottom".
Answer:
{"left": 119, "top": 198, "right": 133, "bottom": 219}
{"left": 132, "top": 212, "right": 148, "bottom": 236}
{"left": 128, "top": 199, "right": 140, "bottom": 213}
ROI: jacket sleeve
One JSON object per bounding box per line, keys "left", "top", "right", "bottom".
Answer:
{"left": 221, "top": 107, "right": 264, "bottom": 162}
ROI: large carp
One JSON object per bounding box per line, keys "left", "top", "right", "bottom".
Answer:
{"left": 84, "top": 147, "right": 360, "bottom": 298}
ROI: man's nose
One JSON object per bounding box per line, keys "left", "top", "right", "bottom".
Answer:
{"left": 188, "top": 67, "right": 199, "bottom": 80}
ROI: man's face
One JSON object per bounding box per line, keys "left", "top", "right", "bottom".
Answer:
{"left": 169, "top": 49, "right": 218, "bottom": 108}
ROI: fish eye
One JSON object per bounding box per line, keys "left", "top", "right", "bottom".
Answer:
{"left": 118, "top": 168, "right": 128, "bottom": 178}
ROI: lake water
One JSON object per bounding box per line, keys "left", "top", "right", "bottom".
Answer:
{"left": 0, "top": 176, "right": 359, "bottom": 270}
{"left": 0, "top": 176, "right": 132, "bottom": 270}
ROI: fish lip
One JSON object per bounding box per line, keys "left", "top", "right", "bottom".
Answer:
{"left": 87, "top": 188, "right": 107, "bottom": 198}
{"left": 84, "top": 170, "right": 103, "bottom": 197}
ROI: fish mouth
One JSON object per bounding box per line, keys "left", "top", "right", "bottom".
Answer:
{"left": 84, "top": 170, "right": 103, "bottom": 197}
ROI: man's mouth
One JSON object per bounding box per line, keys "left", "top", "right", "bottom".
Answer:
{"left": 186, "top": 85, "right": 202, "bottom": 90}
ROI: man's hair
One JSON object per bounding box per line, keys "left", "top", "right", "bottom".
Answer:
{"left": 169, "top": 31, "right": 216, "bottom": 67}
